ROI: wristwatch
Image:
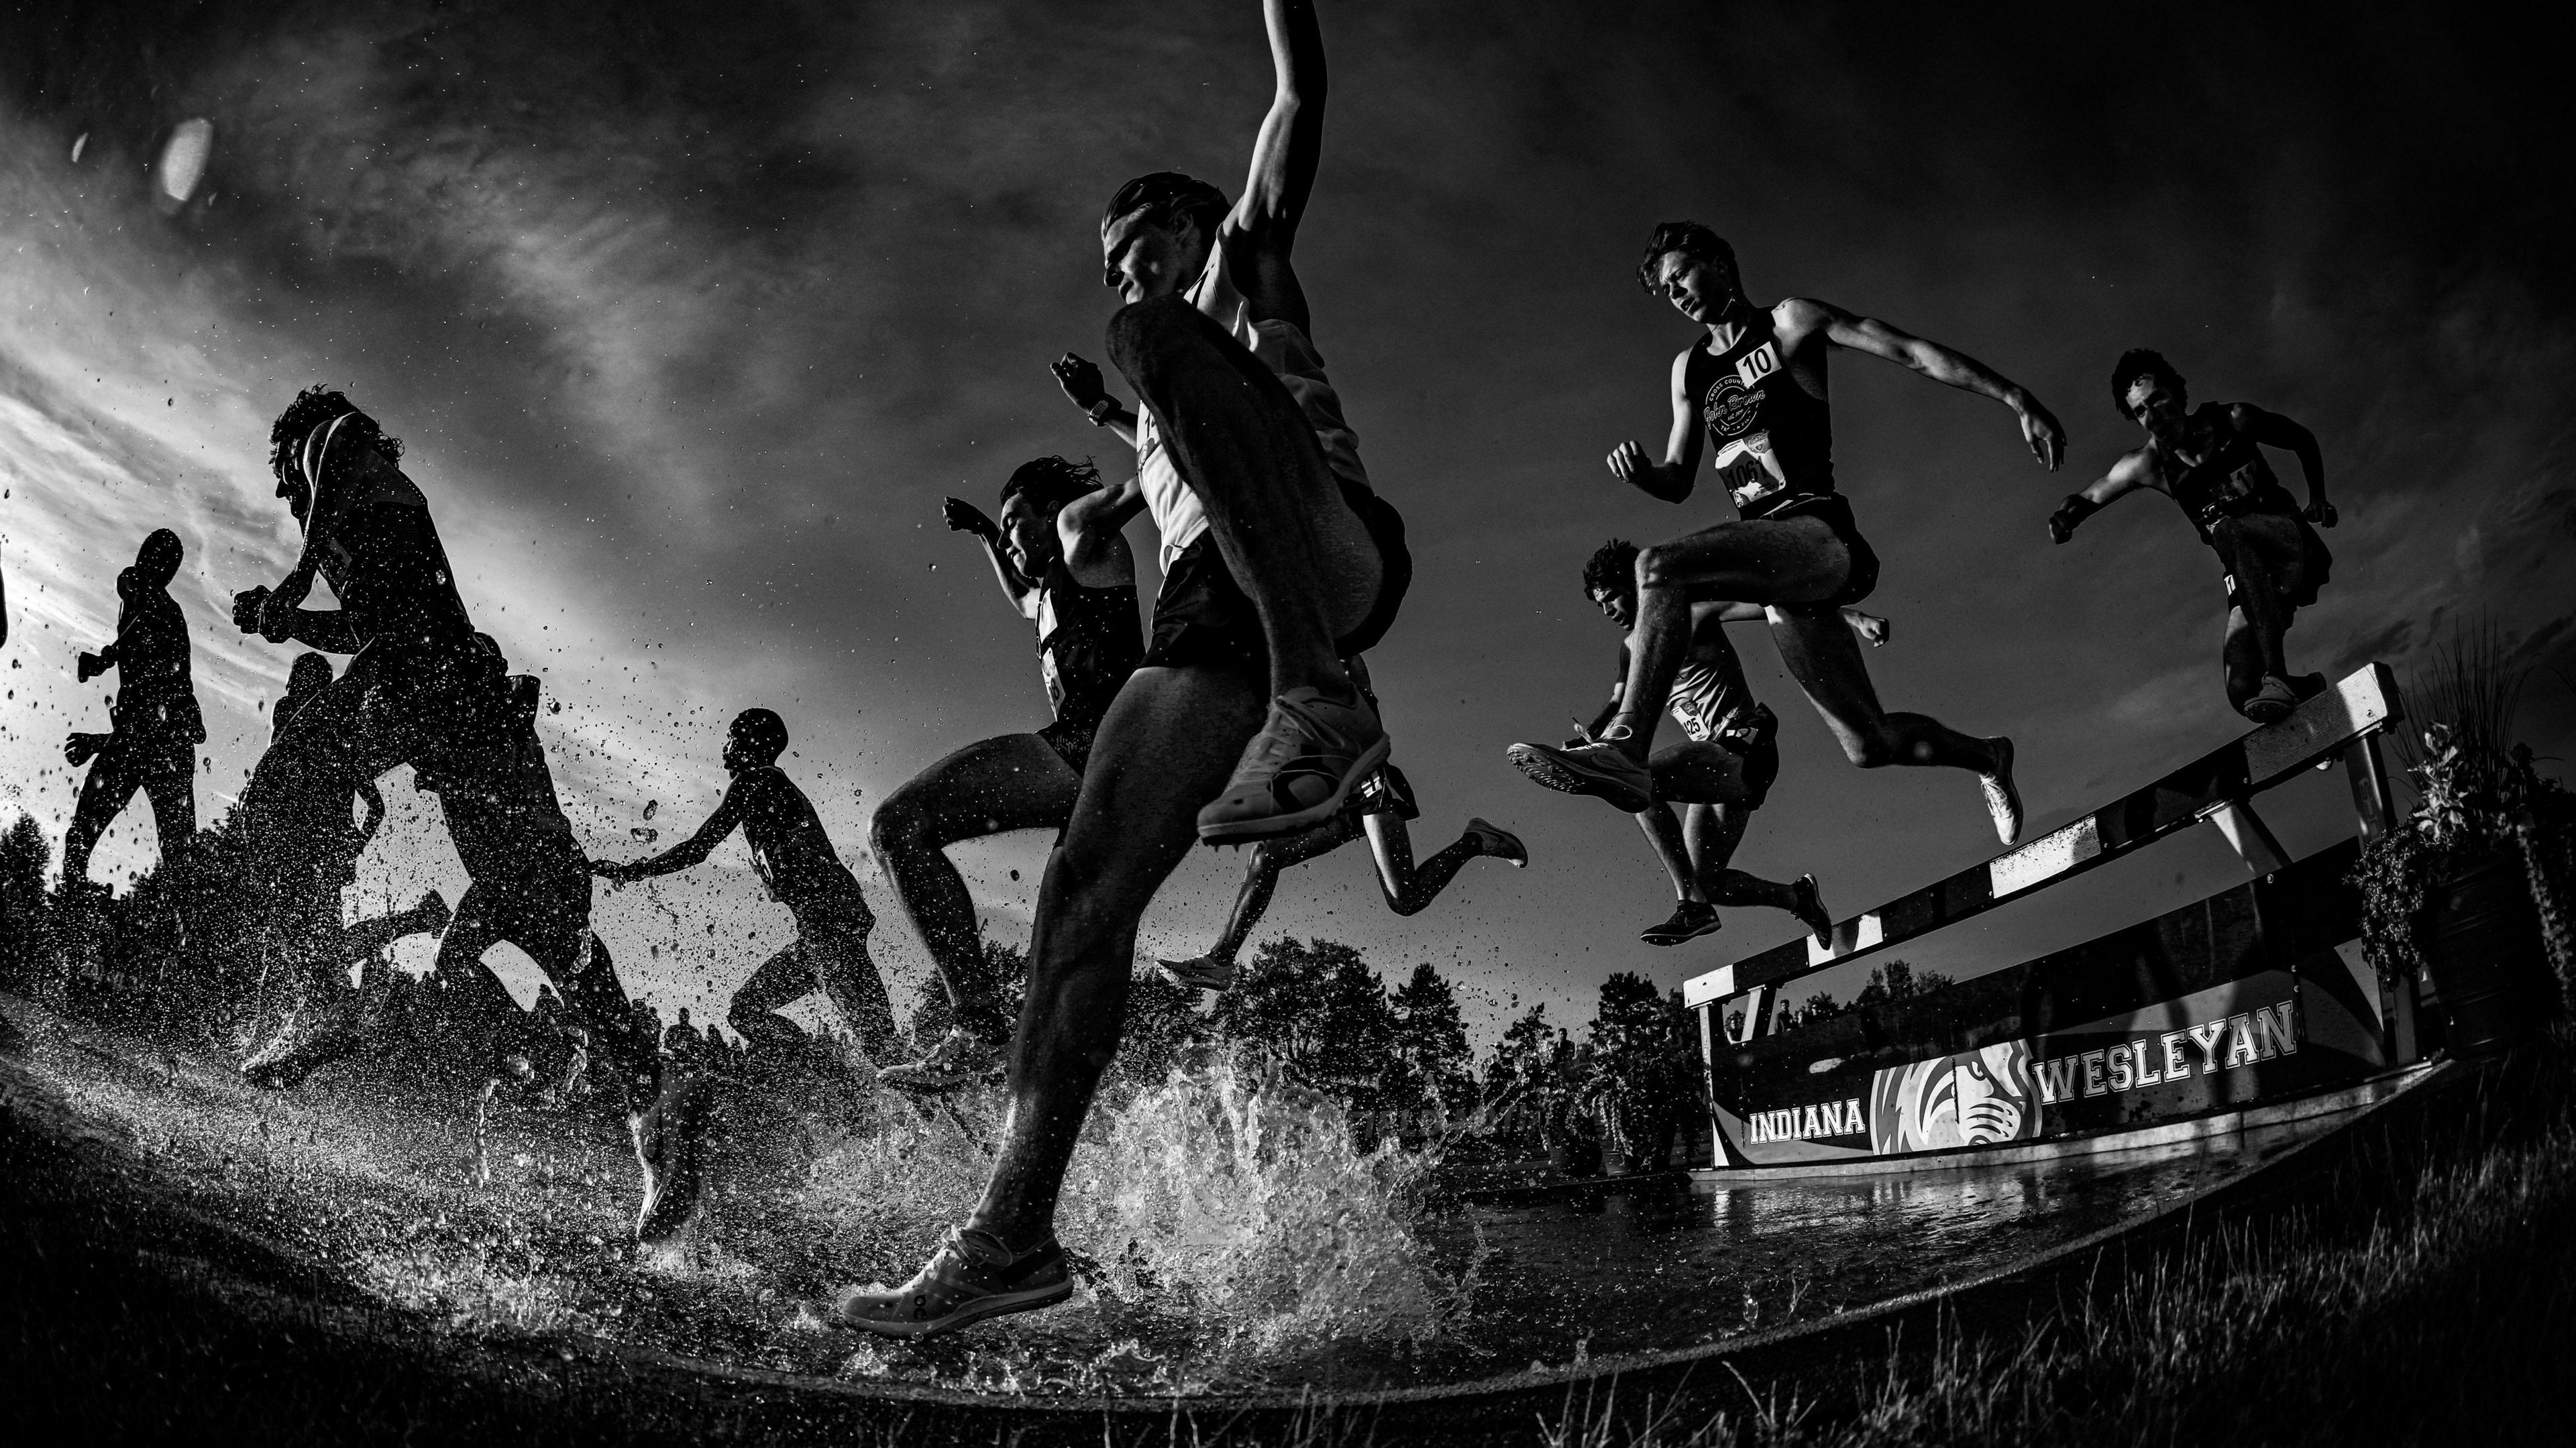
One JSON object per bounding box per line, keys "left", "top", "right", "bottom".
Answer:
{"left": 1084, "top": 397, "right": 1120, "bottom": 428}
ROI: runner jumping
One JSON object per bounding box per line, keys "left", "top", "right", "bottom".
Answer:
{"left": 1508, "top": 223, "right": 2064, "bottom": 846}
{"left": 1158, "top": 657, "right": 1524, "bottom": 993}
{"left": 828, "top": 0, "right": 1407, "bottom": 1339}
{"left": 61, "top": 528, "right": 203, "bottom": 891}
{"left": 872, "top": 458, "right": 1142, "bottom": 1094}
{"left": 2049, "top": 349, "right": 2335, "bottom": 722}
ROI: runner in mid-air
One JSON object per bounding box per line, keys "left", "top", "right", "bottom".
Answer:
{"left": 2049, "top": 349, "right": 2335, "bottom": 722}
{"left": 871, "top": 458, "right": 1142, "bottom": 1094}
{"left": 1508, "top": 223, "right": 2064, "bottom": 848}
{"left": 1158, "top": 657, "right": 1523, "bottom": 992}
{"left": 1516, "top": 540, "right": 1879, "bottom": 948}
{"left": 61, "top": 528, "right": 203, "bottom": 891}
{"left": 594, "top": 708, "right": 896, "bottom": 1241}
{"left": 829, "top": 0, "right": 1407, "bottom": 1339}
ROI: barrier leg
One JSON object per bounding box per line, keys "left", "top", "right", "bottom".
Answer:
{"left": 2207, "top": 799, "right": 2291, "bottom": 875}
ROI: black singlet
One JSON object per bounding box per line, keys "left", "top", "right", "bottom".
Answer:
{"left": 109, "top": 581, "right": 205, "bottom": 745}
{"left": 315, "top": 495, "right": 476, "bottom": 661}
{"left": 1034, "top": 557, "right": 1141, "bottom": 734}
{"left": 2159, "top": 404, "right": 2302, "bottom": 539}
{"left": 1682, "top": 310, "right": 1837, "bottom": 520}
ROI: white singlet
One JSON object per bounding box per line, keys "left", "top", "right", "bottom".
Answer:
{"left": 1134, "top": 243, "right": 1371, "bottom": 572}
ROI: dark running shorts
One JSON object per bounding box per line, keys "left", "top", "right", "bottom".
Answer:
{"left": 1717, "top": 704, "right": 1782, "bottom": 812}
{"left": 2213, "top": 509, "right": 2333, "bottom": 612}
{"left": 1036, "top": 716, "right": 1097, "bottom": 777}
{"left": 1141, "top": 483, "right": 1412, "bottom": 675}
{"left": 1764, "top": 493, "right": 1880, "bottom": 608}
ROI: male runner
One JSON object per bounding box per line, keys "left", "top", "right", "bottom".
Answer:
{"left": 594, "top": 708, "right": 896, "bottom": 1060}
{"left": 2049, "top": 349, "right": 2335, "bottom": 722}
{"left": 829, "top": 0, "right": 1405, "bottom": 1337}
{"left": 227, "top": 387, "right": 516, "bottom": 1009}
{"left": 595, "top": 708, "right": 895, "bottom": 1241}
{"left": 1509, "top": 223, "right": 2064, "bottom": 847}
{"left": 871, "top": 457, "right": 1142, "bottom": 1093}
{"left": 1158, "top": 657, "right": 1524, "bottom": 992}
{"left": 1517, "top": 540, "right": 1873, "bottom": 947}
{"left": 61, "top": 528, "right": 202, "bottom": 891}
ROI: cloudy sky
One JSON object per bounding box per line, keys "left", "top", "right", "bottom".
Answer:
{"left": 2, "top": 0, "right": 2569, "bottom": 1045}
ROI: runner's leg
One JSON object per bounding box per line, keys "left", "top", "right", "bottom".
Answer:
{"left": 2220, "top": 604, "right": 2264, "bottom": 714}
{"left": 806, "top": 914, "right": 900, "bottom": 1061}
{"left": 1362, "top": 812, "right": 1515, "bottom": 916}
{"left": 967, "top": 665, "right": 1267, "bottom": 1248}
{"left": 1611, "top": 518, "right": 1847, "bottom": 765}
{"left": 61, "top": 740, "right": 144, "bottom": 885}
{"left": 1768, "top": 606, "right": 2002, "bottom": 773}
{"left": 1210, "top": 814, "right": 1360, "bottom": 960}
{"left": 1105, "top": 297, "right": 1379, "bottom": 698}
{"left": 1637, "top": 804, "right": 1707, "bottom": 902}
{"left": 871, "top": 733, "right": 1083, "bottom": 1042}
{"left": 1689, "top": 802, "right": 1801, "bottom": 914}
{"left": 730, "top": 940, "right": 821, "bottom": 1054}
{"left": 138, "top": 742, "right": 198, "bottom": 877}
{"left": 2210, "top": 516, "right": 2293, "bottom": 683}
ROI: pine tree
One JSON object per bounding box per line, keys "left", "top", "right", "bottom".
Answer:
{"left": 1390, "top": 961, "right": 1473, "bottom": 1113}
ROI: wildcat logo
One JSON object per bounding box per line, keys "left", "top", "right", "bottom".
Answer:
{"left": 1870, "top": 1042, "right": 2039, "bottom": 1153}
{"left": 2032, "top": 1002, "right": 2300, "bottom": 1105}
{"left": 1746, "top": 1097, "right": 1866, "bottom": 1144}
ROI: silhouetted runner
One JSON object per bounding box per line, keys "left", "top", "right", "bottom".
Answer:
{"left": 1513, "top": 540, "right": 1866, "bottom": 948}
{"left": 1509, "top": 223, "right": 2065, "bottom": 849}
{"left": 1157, "top": 657, "right": 1524, "bottom": 992}
{"left": 2051, "top": 349, "right": 2336, "bottom": 722}
{"left": 874, "top": 458, "right": 1142, "bottom": 1094}
{"left": 831, "top": 0, "right": 1404, "bottom": 1340}
{"left": 227, "top": 388, "right": 515, "bottom": 1026}
{"left": 61, "top": 528, "right": 202, "bottom": 891}
{"left": 596, "top": 708, "right": 896, "bottom": 1242}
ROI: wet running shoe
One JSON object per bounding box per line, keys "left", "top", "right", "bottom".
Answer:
{"left": 1641, "top": 899, "right": 1722, "bottom": 946}
{"left": 1156, "top": 954, "right": 1237, "bottom": 993}
{"left": 1464, "top": 817, "right": 1529, "bottom": 867}
{"left": 1791, "top": 873, "right": 1833, "bottom": 948}
{"left": 877, "top": 1027, "right": 1004, "bottom": 1095}
{"left": 828, "top": 1227, "right": 1073, "bottom": 1339}
{"left": 2243, "top": 675, "right": 2301, "bottom": 724}
{"left": 629, "top": 1068, "right": 710, "bottom": 1244}
{"left": 1507, "top": 739, "right": 1654, "bottom": 815}
{"left": 1197, "top": 686, "right": 1391, "bottom": 844}
{"left": 1979, "top": 737, "right": 2023, "bottom": 846}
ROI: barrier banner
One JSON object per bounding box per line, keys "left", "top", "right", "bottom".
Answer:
{"left": 1705, "top": 840, "right": 2386, "bottom": 1168}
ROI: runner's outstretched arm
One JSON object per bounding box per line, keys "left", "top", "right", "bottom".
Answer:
{"left": 2243, "top": 405, "right": 2333, "bottom": 524}
{"left": 1807, "top": 299, "right": 2066, "bottom": 469}
{"left": 593, "top": 777, "right": 750, "bottom": 881}
{"left": 1607, "top": 349, "right": 1705, "bottom": 504}
{"left": 1224, "top": 0, "right": 1326, "bottom": 331}
{"left": 943, "top": 498, "right": 1040, "bottom": 619}
{"left": 2050, "top": 450, "right": 2155, "bottom": 543}
{"left": 1051, "top": 353, "right": 1141, "bottom": 447}
{"left": 1058, "top": 474, "right": 1146, "bottom": 590}
{"left": 1716, "top": 601, "right": 1889, "bottom": 644}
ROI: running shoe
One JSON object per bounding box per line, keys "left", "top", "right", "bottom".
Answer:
{"left": 1464, "top": 817, "right": 1529, "bottom": 867}
{"left": 1979, "top": 737, "right": 2023, "bottom": 846}
{"left": 2243, "top": 675, "right": 2301, "bottom": 724}
{"left": 826, "top": 1226, "right": 1074, "bottom": 1339}
{"left": 1156, "top": 954, "right": 1237, "bottom": 993}
{"left": 1790, "top": 873, "right": 1833, "bottom": 948}
{"left": 1641, "top": 899, "right": 1722, "bottom": 946}
{"left": 1197, "top": 686, "right": 1391, "bottom": 844}
{"left": 1507, "top": 739, "right": 1654, "bottom": 815}
{"left": 629, "top": 1067, "right": 710, "bottom": 1243}
{"left": 877, "top": 1027, "right": 1004, "bottom": 1094}
{"left": 240, "top": 990, "right": 368, "bottom": 1089}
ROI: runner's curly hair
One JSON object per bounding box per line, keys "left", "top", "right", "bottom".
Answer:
{"left": 2110, "top": 349, "right": 2188, "bottom": 419}
{"left": 998, "top": 455, "right": 1102, "bottom": 514}
{"left": 268, "top": 385, "right": 402, "bottom": 484}
{"left": 1582, "top": 539, "right": 1641, "bottom": 600}
{"left": 1102, "top": 171, "right": 1230, "bottom": 241}
{"left": 1637, "top": 221, "right": 1737, "bottom": 295}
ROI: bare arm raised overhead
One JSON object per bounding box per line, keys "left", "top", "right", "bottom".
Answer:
{"left": 1222, "top": 0, "right": 1327, "bottom": 332}
{"left": 943, "top": 498, "right": 1041, "bottom": 620}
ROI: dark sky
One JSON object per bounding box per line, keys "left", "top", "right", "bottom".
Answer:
{"left": 2, "top": 1, "right": 2571, "bottom": 1042}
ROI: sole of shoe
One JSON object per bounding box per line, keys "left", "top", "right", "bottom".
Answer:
{"left": 1155, "top": 959, "right": 1235, "bottom": 993}
{"left": 1507, "top": 745, "right": 1652, "bottom": 814}
{"left": 1197, "top": 734, "right": 1393, "bottom": 844}
{"left": 1981, "top": 737, "right": 2023, "bottom": 846}
{"left": 837, "top": 1276, "right": 1075, "bottom": 1340}
{"left": 1642, "top": 915, "right": 1723, "bottom": 947}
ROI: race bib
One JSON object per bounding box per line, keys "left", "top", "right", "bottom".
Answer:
{"left": 1715, "top": 432, "right": 1788, "bottom": 508}
{"left": 1735, "top": 341, "right": 1781, "bottom": 387}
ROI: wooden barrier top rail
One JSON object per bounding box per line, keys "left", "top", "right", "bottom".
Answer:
{"left": 1681, "top": 663, "right": 2401, "bottom": 1010}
